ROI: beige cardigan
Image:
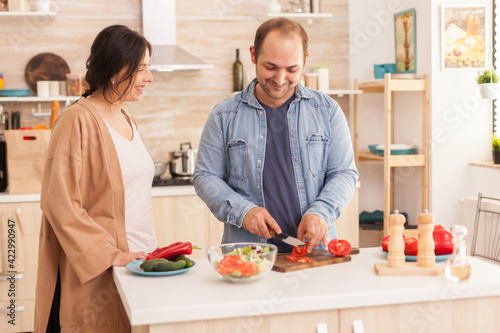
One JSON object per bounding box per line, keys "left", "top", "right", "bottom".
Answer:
{"left": 34, "top": 98, "right": 132, "bottom": 332}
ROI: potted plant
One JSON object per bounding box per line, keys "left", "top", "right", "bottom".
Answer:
{"left": 477, "top": 69, "right": 500, "bottom": 99}
{"left": 492, "top": 134, "right": 500, "bottom": 164}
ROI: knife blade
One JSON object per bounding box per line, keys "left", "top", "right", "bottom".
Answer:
{"left": 268, "top": 228, "right": 306, "bottom": 247}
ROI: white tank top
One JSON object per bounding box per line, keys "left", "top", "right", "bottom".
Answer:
{"left": 102, "top": 112, "right": 157, "bottom": 253}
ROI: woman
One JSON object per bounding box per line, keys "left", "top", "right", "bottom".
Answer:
{"left": 34, "top": 25, "right": 157, "bottom": 332}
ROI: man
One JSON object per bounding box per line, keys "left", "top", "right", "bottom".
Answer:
{"left": 194, "top": 17, "right": 358, "bottom": 253}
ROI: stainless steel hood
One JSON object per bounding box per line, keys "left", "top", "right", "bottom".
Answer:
{"left": 142, "top": 0, "right": 213, "bottom": 72}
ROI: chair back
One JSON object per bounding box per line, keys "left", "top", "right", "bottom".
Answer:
{"left": 471, "top": 192, "right": 500, "bottom": 263}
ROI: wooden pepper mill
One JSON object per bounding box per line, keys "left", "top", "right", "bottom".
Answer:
{"left": 417, "top": 209, "right": 435, "bottom": 267}
{"left": 387, "top": 210, "right": 406, "bottom": 268}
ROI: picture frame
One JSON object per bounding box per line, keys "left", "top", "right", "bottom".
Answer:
{"left": 394, "top": 8, "right": 416, "bottom": 74}
{"left": 441, "top": 5, "right": 487, "bottom": 71}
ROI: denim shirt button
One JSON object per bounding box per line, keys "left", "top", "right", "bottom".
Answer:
{"left": 257, "top": 185, "right": 261, "bottom": 189}
{"left": 258, "top": 159, "right": 261, "bottom": 163}
{"left": 299, "top": 185, "right": 303, "bottom": 189}
{"left": 289, "top": 111, "right": 293, "bottom": 114}
{"left": 295, "top": 158, "right": 299, "bottom": 162}
{"left": 260, "top": 135, "right": 264, "bottom": 139}
{"left": 292, "top": 134, "right": 296, "bottom": 138}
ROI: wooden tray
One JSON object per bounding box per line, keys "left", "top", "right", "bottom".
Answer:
{"left": 24, "top": 53, "right": 70, "bottom": 92}
{"left": 272, "top": 248, "right": 359, "bottom": 273}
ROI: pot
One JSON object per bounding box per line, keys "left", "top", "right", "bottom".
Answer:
{"left": 169, "top": 142, "right": 197, "bottom": 178}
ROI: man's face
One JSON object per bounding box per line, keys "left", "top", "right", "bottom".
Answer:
{"left": 251, "top": 31, "right": 308, "bottom": 106}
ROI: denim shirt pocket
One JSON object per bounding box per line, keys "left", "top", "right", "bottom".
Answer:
{"left": 306, "top": 133, "right": 330, "bottom": 177}
{"left": 227, "top": 139, "right": 249, "bottom": 181}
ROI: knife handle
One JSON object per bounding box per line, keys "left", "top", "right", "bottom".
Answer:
{"left": 267, "top": 226, "right": 276, "bottom": 238}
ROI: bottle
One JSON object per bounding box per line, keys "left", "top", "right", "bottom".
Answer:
{"left": 445, "top": 225, "right": 471, "bottom": 283}
{"left": 0, "top": 73, "right": 3, "bottom": 90}
{"left": 233, "top": 49, "right": 244, "bottom": 92}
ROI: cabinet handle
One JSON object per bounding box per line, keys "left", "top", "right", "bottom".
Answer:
{"left": 0, "top": 306, "right": 24, "bottom": 313}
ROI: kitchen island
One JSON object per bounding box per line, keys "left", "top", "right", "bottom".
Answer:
{"left": 114, "top": 247, "right": 500, "bottom": 333}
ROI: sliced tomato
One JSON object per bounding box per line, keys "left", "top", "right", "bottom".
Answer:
{"left": 292, "top": 246, "right": 307, "bottom": 257}
{"left": 328, "top": 239, "right": 351, "bottom": 256}
{"left": 286, "top": 255, "right": 312, "bottom": 263}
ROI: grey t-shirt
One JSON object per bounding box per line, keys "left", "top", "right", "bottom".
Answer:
{"left": 260, "top": 94, "right": 302, "bottom": 253}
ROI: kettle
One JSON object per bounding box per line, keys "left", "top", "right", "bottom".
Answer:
{"left": 168, "top": 142, "right": 197, "bottom": 178}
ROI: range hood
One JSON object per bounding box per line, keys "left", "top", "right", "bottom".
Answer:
{"left": 142, "top": 0, "right": 213, "bottom": 72}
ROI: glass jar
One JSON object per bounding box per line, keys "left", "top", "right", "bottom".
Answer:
{"left": 288, "top": 0, "right": 309, "bottom": 13}
{"left": 445, "top": 225, "right": 471, "bottom": 283}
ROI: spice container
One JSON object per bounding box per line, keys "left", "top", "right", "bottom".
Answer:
{"left": 305, "top": 73, "right": 318, "bottom": 90}
{"left": 66, "top": 74, "right": 82, "bottom": 96}
{"left": 313, "top": 66, "right": 329, "bottom": 92}
{"left": 0, "top": 73, "right": 3, "bottom": 89}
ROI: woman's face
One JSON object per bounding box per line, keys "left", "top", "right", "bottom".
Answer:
{"left": 114, "top": 48, "right": 153, "bottom": 103}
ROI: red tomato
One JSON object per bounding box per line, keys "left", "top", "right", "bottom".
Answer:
{"left": 381, "top": 234, "right": 408, "bottom": 252}
{"left": 404, "top": 237, "right": 418, "bottom": 256}
{"left": 328, "top": 239, "right": 351, "bottom": 256}
{"left": 292, "top": 246, "right": 307, "bottom": 257}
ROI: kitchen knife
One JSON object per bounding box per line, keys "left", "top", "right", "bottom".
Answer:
{"left": 268, "top": 228, "right": 306, "bottom": 248}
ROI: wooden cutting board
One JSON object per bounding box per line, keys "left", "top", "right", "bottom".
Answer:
{"left": 24, "top": 53, "right": 70, "bottom": 92}
{"left": 272, "top": 248, "right": 359, "bottom": 273}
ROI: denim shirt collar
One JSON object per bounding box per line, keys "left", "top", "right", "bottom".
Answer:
{"left": 240, "top": 78, "right": 313, "bottom": 109}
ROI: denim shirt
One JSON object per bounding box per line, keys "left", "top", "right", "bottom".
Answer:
{"left": 194, "top": 79, "right": 359, "bottom": 250}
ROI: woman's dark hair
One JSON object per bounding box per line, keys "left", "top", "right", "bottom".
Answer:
{"left": 83, "top": 25, "right": 152, "bottom": 102}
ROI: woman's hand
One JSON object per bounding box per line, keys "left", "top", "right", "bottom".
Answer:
{"left": 112, "top": 251, "right": 148, "bottom": 266}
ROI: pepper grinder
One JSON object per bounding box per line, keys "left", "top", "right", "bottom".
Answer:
{"left": 445, "top": 225, "right": 471, "bottom": 283}
{"left": 387, "top": 210, "right": 406, "bottom": 268}
{"left": 417, "top": 209, "right": 435, "bottom": 268}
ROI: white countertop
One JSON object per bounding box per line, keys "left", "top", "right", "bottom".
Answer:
{"left": 0, "top": 185, "right": 196, "bottom": 203}
{"left": 113, "top": 247, "right": 500, "bottom": 327}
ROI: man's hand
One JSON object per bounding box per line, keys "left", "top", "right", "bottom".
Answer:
{"left": 242, "top": 207, "right": 282, "bottom": 238}
{"left": 297, "top": 214, "right": 329, "bottom": 253}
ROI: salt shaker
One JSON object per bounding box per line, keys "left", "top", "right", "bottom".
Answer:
{"left": 445, "top": 225, "right": 471, "bottom": 283}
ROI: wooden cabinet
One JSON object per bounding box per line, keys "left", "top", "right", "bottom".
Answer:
{"left": 335, "top": 186, "right": 359, "bottom": 247}
{"left": 151, "top": 195, "right": 224, "bottom": 259}
{"left": 353, "top": 73, "right": 429, "bottom": 234}
{"left": 0, "top": 202, "right": 41, "bottom": 332}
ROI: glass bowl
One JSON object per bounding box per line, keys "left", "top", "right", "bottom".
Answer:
{"left": 207, "top": 243, "right": 277, "bottom": 283}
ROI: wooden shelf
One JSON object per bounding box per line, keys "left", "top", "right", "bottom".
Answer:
{"left": 0, "top": 11, "right": 56, "bottom": 17}
{"left": 326, "top": 89, "right": 363, "bottom": 97}
{"left": 358, "top": 152, "right": 426, "bottom": 167}
{"left": 267, "top": 12, "right": 333, "bottom": 19}
{"left": 0, "top": 96, "right": 79, "bottom": 103}
{"left": 358, "top": 78, "right": 426, "bottom": 93}
{"left": 354, "top": 73, "right": 430, "bottom": 235}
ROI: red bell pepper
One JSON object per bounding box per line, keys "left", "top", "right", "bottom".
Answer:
{"left": 433, "top": 228, "right": 454, "bottom": 255}
{"left": 145, "top": 241, "right": 198, "bottom": 261}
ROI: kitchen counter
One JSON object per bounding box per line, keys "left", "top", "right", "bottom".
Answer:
{"left": 113, "top": 247, "right": 500, "bottom": 332}
{"left": 0, "top": 185, "right": 196, "bottom": 203}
